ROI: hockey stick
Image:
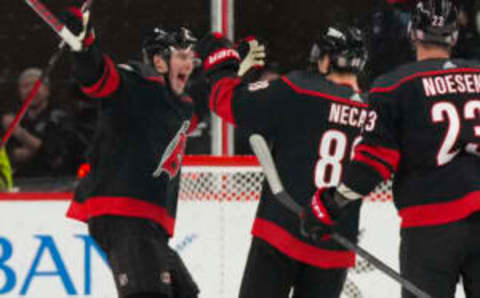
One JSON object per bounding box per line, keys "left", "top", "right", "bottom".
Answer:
{"left": 249, "top": 134, "right": 431, "bottom": 298}
{"left": 24, "top": 0, "right": 86, "bottom": 51}
{"left": 0, "top": 0, "right": 93, "bottom": 147}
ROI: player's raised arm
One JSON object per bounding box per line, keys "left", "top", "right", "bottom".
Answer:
{"left": 61, "top": 4, "right": 120, "bottom": 99}
{"left": 196, "top": 33, "right": 285, "bottom": 134}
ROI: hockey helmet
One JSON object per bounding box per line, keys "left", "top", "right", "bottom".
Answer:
{"left": 409, "top": 0, "right": 459, "bottom": 46}
{"left": 142, "top": 26, "right": 197, "bottom": 61}
{"left": 309, "top": 25, "right": 367, "bottom": 73}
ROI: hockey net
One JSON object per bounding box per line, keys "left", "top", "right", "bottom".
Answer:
{"left": 180, "top": 155, "right": 393, "bottom": 202}
{"left": 178, "top": 155, "right": 397, "bottom": 298}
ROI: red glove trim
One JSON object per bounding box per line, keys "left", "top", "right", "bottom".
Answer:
{"left": 234, "top": 35, "right": 256, "bottom": 48}
{"left": 83, "top": 32, "right": 95, "bottom": 48}
{"left": 203, "top": 48, "right": 240, "bottom": 71}
{"left": 66, "top": 6, "right": 83, "bottom": 21}
{"left": 311, "top": 188, "right": 335, "bottom": 225}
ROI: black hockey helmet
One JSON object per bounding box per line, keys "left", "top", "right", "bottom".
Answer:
{"left": 409, "top": 0, "right": 459, "bottom": 46}
{"left": 309, "top": 25, "right": 367, "bottom": 73}
{"left": 142, "top": 26, "right": 197, "bottom": 62}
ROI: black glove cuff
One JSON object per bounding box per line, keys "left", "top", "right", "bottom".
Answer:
{"left": 72, "top": 43, "right": 105, "bottom": 86}
{"left": 322, "top": 188, "right": 344, "bottom": 220}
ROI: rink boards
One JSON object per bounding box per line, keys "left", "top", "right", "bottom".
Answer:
{"left": 0, "top": 193, "right": 466, "bottom": 298}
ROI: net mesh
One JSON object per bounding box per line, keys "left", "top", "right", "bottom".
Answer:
{"left": 179, "top": 169, "right": 264, "bottom": 201}
{"left": 179, "top": 155, "right": 393, "bottom": 202}
{"left": 364, "top": 180, "right": 393, "bottom": 202}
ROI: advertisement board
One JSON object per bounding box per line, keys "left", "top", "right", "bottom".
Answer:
{"left": 0, "top": 193, "right": 466, "bottom": 298}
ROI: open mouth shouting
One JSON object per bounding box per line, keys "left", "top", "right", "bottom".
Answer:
{"left": 169, "top": 48, "right": 195, "bottom": 95}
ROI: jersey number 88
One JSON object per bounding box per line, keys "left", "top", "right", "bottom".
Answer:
{"left": 315, "top": 130, "right": 362, "bottom": 188}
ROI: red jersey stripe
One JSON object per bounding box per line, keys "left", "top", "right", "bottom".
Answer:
{"left": 81, "top": 55, "right": 120, "bottom": 98}
{"left": 370, "top": 68, "right": 480, "bottom": 94}
{"left": 399, "top": 191, "right": 480, "bottom": 228}
{"left": 210, "top": 77, "right": 241, "bottom": 125}
{"left": 66, "top": 196, "right": 175, "bottom": 236}
{"left": 355, "top": 144, "right": 401, "bottom": 171}
{"left": 281, "top": 77, "right": 368, "bottom": 108}
{"left": 252, "top": 218, "right": 355, "bottom": 268}
{"left": 354, "top": 152, "right": 392, "bottom": 180}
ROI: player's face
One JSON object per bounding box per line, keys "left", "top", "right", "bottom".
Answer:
{"left": 168, "top": 48, "right": 195, "bottom": 96}
{"left": 153, "top": 55, "right": 168, "bottom": 75}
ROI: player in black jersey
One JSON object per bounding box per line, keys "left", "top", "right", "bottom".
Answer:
{"left": 61, "top": 5, "right": 199, "bottom": 298}
{"left": 307, "top": 1, "right": 480, "bottom": 297}
{"left": 196, "top": 25, "right": 369, "bottom": 298}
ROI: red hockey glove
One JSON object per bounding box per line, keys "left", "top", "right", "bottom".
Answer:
{"left": 195, "top": 32, "right": 240, "bottom": 77}
{"left": 300, "top": 187, "right": 343, "bottom": 241}
{"left": 235, "top": 36, "right": 266, "bottom": 76}
{"left": 59, "top": 4, "right": 95, "bottom": 51}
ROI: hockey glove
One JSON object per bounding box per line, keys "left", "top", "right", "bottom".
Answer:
{"left": 59, "top": 4, "right": 95, "bottom": 52}
{"left": 300, "top": 187, "right": 344, "bottom": 241}
{"left": 236, "top": 36, "right": 266, "bottom": 76}
{"left": 196, "top": 32, "right": 240, "bottom": 80}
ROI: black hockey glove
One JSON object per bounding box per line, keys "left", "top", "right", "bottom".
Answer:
{"left": 196, "top": 32, "right": 240, "bottom": 80}
{"left": 236, "top": 36, "right": 266, "bottom": 76}
{"left": 59, "top": 3, "right": 95, "bottom": 52}
{"left": 300, "top": 187, "right": 345, "bottom": 242}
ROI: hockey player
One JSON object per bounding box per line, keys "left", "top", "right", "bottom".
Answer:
{"left": 61, "top": 5, "right": 199, "bottom": 298}
{"left": 305, "top": 1, "right": 480, "bottom": 297}
{"left": 196, "top": 26, "right": 369, "bottom": 298}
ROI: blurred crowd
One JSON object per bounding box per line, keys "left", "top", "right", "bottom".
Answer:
{"left": 1, "top": 0, "right": 480, "bottom": 191}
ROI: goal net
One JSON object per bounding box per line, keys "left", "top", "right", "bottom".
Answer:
{"left": 175, "top": 155, "right": 399, "bottom": 298}
{"left": 179, "top": 155, "right": 393, "bottom": 202}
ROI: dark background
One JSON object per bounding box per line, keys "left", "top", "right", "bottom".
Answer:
{"left": 0, "top": 0, "right": 377, "bottom": 111}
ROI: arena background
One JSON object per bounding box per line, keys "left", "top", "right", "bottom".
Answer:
{"left": 0, "top": 1, "right": 475, "bottom": 297}
{"left": 0, "top": 0, "right": 374, "bottom": 112}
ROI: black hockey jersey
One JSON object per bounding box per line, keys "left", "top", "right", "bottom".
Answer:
{"left": 209, "top": 70, "right": 370, "bottom": 268}
{"left": 342, "top": 58, "right": 480, "bottom": 228}
{"left": 66, "top": 45, "right": 193, "bottom": 236}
